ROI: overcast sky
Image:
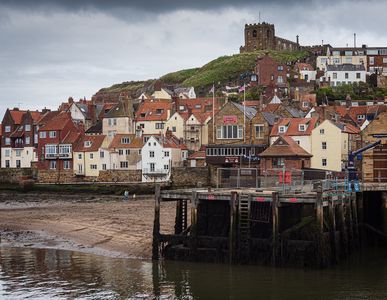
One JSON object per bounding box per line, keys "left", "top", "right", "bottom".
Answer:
{"left": 0, "top": 0, "right": 386, "bottom": 117}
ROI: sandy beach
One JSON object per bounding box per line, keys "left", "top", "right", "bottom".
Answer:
{"left": 0, "top": 192, "right": 175, "bottom": 259}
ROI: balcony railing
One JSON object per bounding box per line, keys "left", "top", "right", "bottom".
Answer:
{"left": 45, "top": 152, "right": 72, "bottom": 159}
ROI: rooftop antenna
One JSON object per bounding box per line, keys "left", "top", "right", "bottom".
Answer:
{"left": 259, "top": 11, "right": 261, "bottom": 23}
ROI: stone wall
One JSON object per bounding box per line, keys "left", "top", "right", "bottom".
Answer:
{"left": 37, "top": 169, "right": 76, "bottom": 183}
{"left": 0, "top": 168, "right": 32, "bottom": 184}
{"left": 171, "top": 167, "right": 210, "bottom": 188}
{"left": 98, "top": 170, "right": 142, "bottom": 182}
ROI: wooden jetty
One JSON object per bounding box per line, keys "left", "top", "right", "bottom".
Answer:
{"left": 153, "top": 184, "right": 360, "bottom": 268}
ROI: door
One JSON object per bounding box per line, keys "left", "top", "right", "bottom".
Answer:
{"left": 78, "top": 164, "right": 83, "bottom": 175}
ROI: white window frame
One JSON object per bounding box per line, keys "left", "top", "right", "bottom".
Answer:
{"left": 39, "top": 131, "right": 46, "bottom": 138}
{"left": 254, "top": 124, "right": 264, "bottom": 139}
{"left": 4, "top": 126, "right": 11, "bottom": 133}
{"left": 49, "top": 131, "right": 56, "bottom": 138}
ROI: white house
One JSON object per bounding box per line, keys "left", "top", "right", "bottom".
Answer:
{"left": 174, "top": 87, "right": 196, "bottom": 99}
{"left": 322, "top": 64, "right": 366, "bottom": 87}
{"left": 141, "top": 135, "right": 186, "bottom": 182}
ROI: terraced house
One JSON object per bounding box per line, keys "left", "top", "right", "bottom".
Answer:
{"left": 1, "top": 108, "right": 42, "bottom": 168}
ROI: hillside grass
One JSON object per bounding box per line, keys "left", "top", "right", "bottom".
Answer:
{"left": 96, "top": 50, "right": 309, "bottom": 95}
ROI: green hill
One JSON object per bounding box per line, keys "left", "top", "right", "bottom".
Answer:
{"left": 94, "top": 50, "right": 308, "bottom": 100}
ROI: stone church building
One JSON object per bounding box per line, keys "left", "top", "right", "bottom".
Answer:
{"left": 240, "top": 22, "right": 300, "bottom": 53}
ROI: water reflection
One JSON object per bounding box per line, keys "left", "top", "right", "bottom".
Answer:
{"left": 0, "top": 247, "right": 386, "bottom": 299}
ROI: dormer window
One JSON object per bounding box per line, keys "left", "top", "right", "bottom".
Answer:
{"left": 156, "top": 109, "right": 164, "bottom": 115}
{"left": 302, "top": 102, "right": 309, "bottom": 108}
{"left": 357, "top": 114, "right": 365, "bottom": 120}
{"left": 194, "top": 104, "right": 201, "bottom": 109}
{"left": 121, "top": 137, "right": 131, "bottom": 144}
{"left": 299, "top": 124, "right": 306, "bottom": 132}
{"left": 84, "top": 141, "right": 92, "bottom": 147}
{"left": 279, "top": 126, "right": 287, "bottom": 133}
{"left": 179, "top": 105, "right": 185, "bottom": 111}
{"left": 140, "top": 113, "right": 146, "bottom": 118}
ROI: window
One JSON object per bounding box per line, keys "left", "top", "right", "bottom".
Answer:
{"left": 357, "top": 114, "right": 365, "bottom": 120}
{"left": 155, "top": 123, "right": 164, "bottom": 130}
{"left": 119, "top": 149, "right": 124, "bottom": 155}
{"left": 383, "top": 58, "right": 387, "bottom": 63}
{"left": 164, "top": 164, "right": 169, "bottom": 170}
{"left": 320, "top": 129, "right": 325, "bottom": 135}
{"left": 49, "top": 160, "right": 57, "bottom": 169}
{"left": 102, "top": 164, "right": 107, "bottom": 170}
{"left": 150, "top": 163, "right": 155, "bottom": 172}
{"left": 332, "top": 73, "right": 337, "bottom": 79}
{"left": 299, "top": 124, "right": 306, "bottom": 132}
{"left": 5, "top": 160, "right": 10, "bottom": 168}
{"left": 78, "top": 154, "right": 82, "bottom": 159}
{"left": 254, "top": 124, "right": 264, "bottom": 139}
{"left": 333, "top": 58, "right": 340, "bottom": 64}
{"left": 121, "top": 137, "right": 131, "bottom": 144}
{"left": 273, "top": 158, "right": 284, "bottom": 167}
{"left": 302, "top": 101, "right": 309, "bottom": 108}
{"left": 150, "top": 151, "right": 155, "bottom": 158}
{"left": 356, "top": 73, "right": 361, "bottom": 79}
{"left": 49, "top": 131, "right": 56, "bottom": 138}
{"left": 172, "top": 126, "right": 176, "bottom": 132}
{"left": 155, "top": 109, "right": 164, "bottom": 115}
{"left": 120, "top": 161, "right": 128, "bottom": 168}
{"left": 90, "top": 153, "right": 94, "bottom": 159}
{"left": 345, "top": 57, "right": 352, "bottom": 63}
{"left": 179, "top": 105, "right": 185, "bottom": 111}
{"left": 194, "top": 104, "right": 201, "bottom": 109}
{"left": 345, "top": 73, "right": 349, "bottom": 79}
{"left": 5, "top": 149, "right": 10, "bottom": 157}
{"left": 5, "top": 138, "right": 10, "bottom": 145}
{"left": 218, "top": 125, "right": 243, "bottom": 139}
{"left": 39, "top": 131, "right": 46, "bottom": 138}
{"left": 277, "top": 65, "right": 284, "bottom": 71}
{"left": 322, "top": 158, "right": 327, "bottom": 167}
{"left": 25, "top": 137, "right": 30, "bottom": 145}
{"left": 321, "top": 58, "right": 327, "bottom": 64}
{"left": 279, "top": 126, "right": 287, "bottom": 133}
{"left": 90, "top": 164, "right": 98, "bottom": 169}
{"left": 64, "top": 161, "right": 71, "bottom": 169}
{"left": 100, "top": 151, "right": 104, "bottom": 158}
{"left": 84, "top": 141, "right": 92, "bottom": 147}
{"left": 59, "top": 145, "right": 71, "bottom": 155}
{"left": 277, "top": 76, "right": 284, "bottom": 83}
{"left": 46, "top": 144, "right": 57, "bottom": 155}
{"left": 25, "top": 124, "right": 31, "bottom": 131}
{"left": 322, "top": 142, "right": 327, "bottom": 150}
{"left": 5, "top": 126, "right": 11, "bottom": 133}
{"left": 16, "top": 150, "right": 21, "bottom": 157}
{"left": 270, "top": 74, "right": 274, "bottom": 81}
{"left": 125, "top": 149, "right": 130, "bottom": 155}
{"left": 16, "top": 160, "right": 21, "bottom": 168}
{"left": 369, "top": 57, "right": 375, "bottom": 65}
{"left": 164, "top": 151, "right": 170, "bottom": 157}
{"left": 332, "top": 51, "right": 340, "bottom": 56}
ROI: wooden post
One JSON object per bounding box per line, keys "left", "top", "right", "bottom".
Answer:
{"left": 357, "top": 192, "right": 365, "bottom": 246}
{"left": 190, "top": 191, "right": 198, "bottom": 260}
{"left": 229, "top": 191, "right": 238, "bottom": 264}
{"left": 328, "top": 196, "right": 338, "bottom": 264}
{"left": 152, "top": 184, "right": 161, "bottom": 260}
{"left": 175, "top": 200, "right": 182, "bottom": 234}
{"left": 352, "top": 193, "right": 359, "bottom": 247}
{"left": 272, "top": 191, "right": 279, "bottom": 266}
{"left": 347, "top": 194, "right": 354, "bottom": 251}
{"left": 316, "top": 190, "right": 324, "bottom": 267}
{"left": 338, "top": 196, "right": 348, "bottom": 257}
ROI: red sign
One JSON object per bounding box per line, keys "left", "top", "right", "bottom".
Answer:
{"left": 278, "top": 171, "right": 292, "bottom": 184}
{"left": 256, "top": 197, "right": 265, "bottom": 202}
{"left": 208, "top": 194, "right": 215, "bottom": 200}
{"left": 289, "top": 198, "right": 298, "bottom": 203}
{"left": 223, "top": 115, "right": 237, "bottom": 124}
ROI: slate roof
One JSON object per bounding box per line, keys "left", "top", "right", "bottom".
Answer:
{"left": 262, "top": 112, "right": 280, "bottom": 126}
{"left": 232, "top": 102, "right": 257, "bottom": 120}
{"left": 85, "top": 121, "right": 102, "bottom": 134}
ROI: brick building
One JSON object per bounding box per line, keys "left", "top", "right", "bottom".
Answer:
{"left": 240, "top": 22, "right": 299, "bottom": 53}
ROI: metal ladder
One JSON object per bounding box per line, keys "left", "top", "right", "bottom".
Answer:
{"left": 181, "top": 199, "right": 188, "bottom": 232}
{"left": 238, "top": 196, "right": 250, "bottom": 260}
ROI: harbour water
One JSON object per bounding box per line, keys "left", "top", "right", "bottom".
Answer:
{"left": 0, "top": 246, "right": 386, "bottom": 299}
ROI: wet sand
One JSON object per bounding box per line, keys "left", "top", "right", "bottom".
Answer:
{"left": 0, "top": 192, "right": 175, "bottom": 259}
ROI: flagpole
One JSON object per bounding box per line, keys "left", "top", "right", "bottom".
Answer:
{"left": 243, "top": 83, "right": 246, "bottom": 143}
{"left": 212, "top": 83, "right": 215, "bottom": 143}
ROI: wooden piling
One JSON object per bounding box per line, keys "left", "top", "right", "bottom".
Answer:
{"left": 272, "top": 191, "right": 279, "bottom": 266}
{"left": 347, "top": 194, "right": 355, "bottom": 251}
{"left": 316, "top": 190, "right": 324, "bottom": 267}
{"left": 189, "top": 191, "right": 198, "bottom": 259}
{"left": 229, "top": 191, "right": 238, "bottom": 264}
{"left": 352, "top": 193, "right": 359, "bottom": 247}
{"left": 152, "top": 184, "right": 161, "bottom": 260}
{"left": 328, "top": 196, "right": 338, "bottom": 264}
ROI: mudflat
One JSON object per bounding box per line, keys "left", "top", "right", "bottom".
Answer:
{"left": 0, "top": 192, "right": 175, "bottom": 259}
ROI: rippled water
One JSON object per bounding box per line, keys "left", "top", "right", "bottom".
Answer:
{"left": 0, "top": 247, "right": 386, "bottom": 299}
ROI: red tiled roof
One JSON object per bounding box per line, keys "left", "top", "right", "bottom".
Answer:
{"left": 9, "top": 110, "right": 27, "bottom": 124}
{"left": 295, "top": 63, "right": 314, "bottom": 71}
{"left": 242, "top": 100, "right": 261, "bottom": 108}
{"left": 260, "top": 136, "right": 312, "bottom": 157}
{"left": 74, "top": 134, "right": 106, "bottom": 152}
{"left": 263, "top": 104, "right": 280, "bottom": 113}
{"left": 62, "top": 131, "right": 81, "bottom": 144}
{"left": 36, "top": 111, "right": 61, "bottom": 126}
{"left": 109, "top": 134, "right": 144, "bottom": 149}
{"left": 135, "top": 101, "right": 172, "bottom": 121}
{"left": 30, "top": 111, "right": 43, "bottom": 122}
{"left": 188, "top": 151, "right": 206, "bottom": 160}
{"left": 271, "top": 117, "right": 318, "bottom": 137}
{"left": 39, "top": 112, "right": 72, "bottom": 131}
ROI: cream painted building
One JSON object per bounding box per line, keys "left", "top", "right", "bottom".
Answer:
{"left": 311, "top": 120, "right": 343, "bottom": 171}
{"left": 316, "top": 47, "right": 367, "bottom": 71}
{"left": 152, "top": 88, "right": 172, "bottom": 100}
{"left": 73, "top": 135, "right": 107, "bottom": 177}
{"left": 165, "top": 112, "right": 185, "bottom": 139}
{"left": 1, "top": 147, "right": 37, "bottom": 169}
